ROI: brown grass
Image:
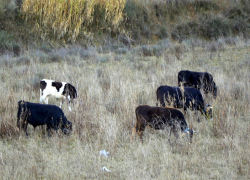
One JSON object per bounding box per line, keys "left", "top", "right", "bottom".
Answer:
{"left": 21, "top": 0, "right": 126, "bottom": 42}
{"left": 0, "top": 36, "right": 250, "bottom": 179}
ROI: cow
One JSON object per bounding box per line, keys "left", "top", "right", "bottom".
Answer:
{"left": 178, "top": 70, "right": 217, "bottom": 98}
{"left": 40, "top": 79, "right": 77, "bottom": 111}
{"left": 156, "top": 85, "right": 213, "bottom": 122}
{"left": 131, "top": 105, "right": 195, "bottom": 143}
{"left": 17, "top": 100, "right": 72, "bottom": 136}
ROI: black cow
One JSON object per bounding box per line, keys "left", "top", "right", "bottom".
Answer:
{"left": 156, "top": 85, "right": 213, "bottom": 121}
{"left": 178, "top": 70, "right": 217, "bottom": 98}
{"left": 131, "top": 105, "right": 194, "bottom": 143}
{"left": 17, "top": 100, "right": 72, "bottom": 136}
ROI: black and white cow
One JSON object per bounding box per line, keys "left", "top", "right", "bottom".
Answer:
{"left": 40, "top": 79, "right": 77, "bottom": 111}
{"left": 178, "top": 70, "right": 217, "bottom": 98}
{"left": 17, "top": 100, "right": 72, "bottom": 136}
{"left": 156, "top": 85, "right": 213, "bottom": 122}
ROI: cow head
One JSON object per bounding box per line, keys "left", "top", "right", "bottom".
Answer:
{"left": 62, "top": 121, "right": 72, "bottom": 135}
{"left": 212, "top": 82, "right": 217, "bottom": 98}
{"left": 182, "top": 128, "right": 195, "bottom": 143}
{"left": 204, "top": 104, "right": 213, "bottom": 120}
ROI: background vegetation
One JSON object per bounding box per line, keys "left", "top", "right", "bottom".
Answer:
{"left": 0, "top": 0, "right": 250, "bottom": 179}
{"left": 0, "top": 0, "right": 250, "bottom": 51}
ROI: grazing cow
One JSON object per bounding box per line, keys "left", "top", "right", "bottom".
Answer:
{"left": 178, "top": 70, "right": 217, "bottom": 98}
{"left": 131, "top": 105, "right": 194, "bottom": 143}
{"left": 156, "top": 85, "right": 213, "bottom": 121}
{"left": 40, "top": 79, "right": 77, "bottom": 111}
{"left": 17, "top": 100, "right": 72, "bottom": 136}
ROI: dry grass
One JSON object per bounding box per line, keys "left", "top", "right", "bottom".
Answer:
{"left": 0, "top": 36, "right": 250, "bottom": 179}
{"left": 21, "top": 0, "right": 126, "bottom": 42}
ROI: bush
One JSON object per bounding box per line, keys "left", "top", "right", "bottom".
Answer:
{"left": 123, "top": 0, "right": 152, "bottom": 40}
{"left": 200, "top": 17, "right": 232, "bottom": 39}
{"left": 0, "top": 31, "right": 15, "bottom": 50}
{"left": 16, "top": 55, "right": 31, "bottom": 65}
{"left": 171, "top": 15, "right": 249, "bottom": 40}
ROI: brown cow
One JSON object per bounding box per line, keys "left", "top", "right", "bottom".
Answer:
{"left": 131, "top": 105, "right": 194, "bottom": 143}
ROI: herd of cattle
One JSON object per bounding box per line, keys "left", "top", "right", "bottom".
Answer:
{"left": 17, "top": 70, "right": 217, "bottom": 143}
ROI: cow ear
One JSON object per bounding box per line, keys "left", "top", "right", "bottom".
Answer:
{"left": 205, "top": 105, "right": 213, "bottom": 112}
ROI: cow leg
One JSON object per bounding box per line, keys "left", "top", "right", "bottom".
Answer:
{"left": 168, "top": 128, "right": 172, "bottom": 143}
{"left": 198, "top": 109, "right": 205, "bottom": 122}
{"left": 45, "top": 97, "right": 49, "bottom": 104}
{"left": 60, "top": 97, "right": 66, "bottom": 109}
{"left": 39, "top": 89, "right": 44, "bottom": 103}
{"left": 23, "top": 121, "right": 29, "bottom": 136}
{"left": 131, "top": 121, "right": 144, "bottom": 142}
{"left": 138, "top": 122, "right": 146, "bottom": 143}
{"left": 46, "top": 125, "right": 52, "bottom": 137}
{"left": 173, "top": 125, "right": 179, "bottom": 139}
{"left": 194, "top": 109, "right": 200, "bottom": 122}
{"left": 138, "top": 131, "right": 144, "bottom": 143}
{"left": 17, "top": 116, "right": 22, "bottom": 131}
{"left": 197, "top": 113, "right": 201, "bottom": 123}
{"left": 130, "top": 126, "right": 136, "bottom": 142}
{"left": 40, "top": 94, "right": 48, "bottom": 104}
{"left": 189, "top": 130, "right": 194, "bottom": 143}
{"left": 68, "top": 102, "right": 72, "bottom": 112}
{"left": 60, "top": 101, "right": 63, "bottom": 108}
{"left": 183, "top": 106, "right": 187, "bottom": 116}
{"left": 39, "top": 126, "right": 46, "bottom": 137}
{"left": 18, "top": 111, "right": 28, "bottom": 135}
{"left": 67, "top": 96, "right": 72, "bottom": 112}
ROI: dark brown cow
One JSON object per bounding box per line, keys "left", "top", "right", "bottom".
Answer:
{"left": 131, "top": 105, "right": 194, "bottom": 143}
{"left": 178, "top": 70, "right": 217, "bottom": 98}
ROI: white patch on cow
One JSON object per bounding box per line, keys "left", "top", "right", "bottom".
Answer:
{"left": 40, "top": 79, "right": 75, "bottom": 111}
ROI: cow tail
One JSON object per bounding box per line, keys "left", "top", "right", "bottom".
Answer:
{"left": 135, "top": 108, "right": 140, "bottom": 133}
{"left": 17, "top": 101, "right": 24, "bottom": 129}
{"left": 156, "top": 88, "right": 160, "bottom": 106}
{"left": 131, "top": 108, "right": 139, "bottom": 142}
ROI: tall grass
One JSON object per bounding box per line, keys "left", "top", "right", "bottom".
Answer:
{"left": 0, "top": 36, "right": 250, "bottom": 178}
{"left": 21, "top": 0, "right": 126, "bottom": 42}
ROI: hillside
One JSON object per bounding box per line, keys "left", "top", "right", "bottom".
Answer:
{"left": 0, "top": 0, "right": 250, "bottom": 52}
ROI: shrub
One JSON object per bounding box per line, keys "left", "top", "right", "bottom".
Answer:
{"left": 200, "top": 17, "right": 232, "bottom": 39}
{"left": 13, "top": 43, "right": 21, "bottom": 56}
{"left": 15, "top": 55, "right": 31, "bottom": 65}
{"left": 123, "top": 0, "right": 152, "bottom": 40}
{"left": 172, "top": 15, "right": 247, "bottom": 40}
{"left": 0, "top": 31, "right": 15, "bottom": 50}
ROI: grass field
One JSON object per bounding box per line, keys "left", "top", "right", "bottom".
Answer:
{"left": 0, "top": 36, "right": 250, "bottom": 179}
